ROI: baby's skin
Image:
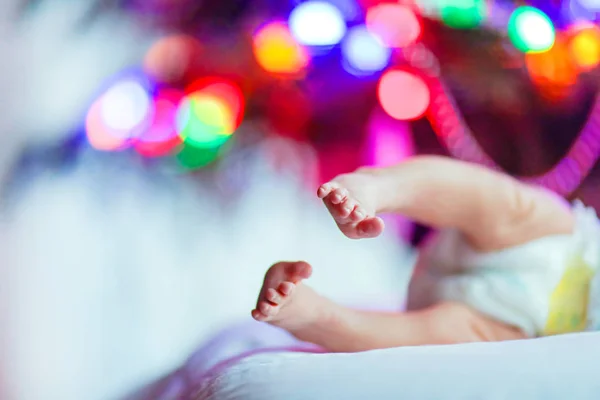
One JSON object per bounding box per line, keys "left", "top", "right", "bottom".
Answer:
{"left": 251, "top": 156, "right": 574, "bottom": 351}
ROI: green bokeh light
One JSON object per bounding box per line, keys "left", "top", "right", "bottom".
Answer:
{"left": 508, "top": 6, "right": 555, "bottom": 53}
{"left": 439, "top": 0, "right": 486, "bottom": 29}
{"left": 176, "top": 142, "right": 223, "bottom": 170}
{"left": 176, "top": 94, "right": 235, "bottom": 149}
{"left": 174, "top": 92, "right": 239, "bottom": 170}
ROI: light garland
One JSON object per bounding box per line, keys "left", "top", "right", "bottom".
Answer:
{"left": 390, "top": 2, "right": 600, "bottom": 196}
{"left": 425, "top": 72, "right": 600, "bottom": 196}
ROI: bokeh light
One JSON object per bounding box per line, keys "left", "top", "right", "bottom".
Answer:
{"left": 577, "top": 0, "right": 600, "bottom": 12}
{"left": 318, "top": 0, "right": 361, "bottom": 21}
{"left": 508, "top": 7, "right": 556, "bottom": 53}
{"left": 253, "top": 22, "right": 310, "bottom": 74}
{"left": 570, "top": 25, "right": 600, "bottom": 70}
{"left": 177, "top": 95, "right": 234, "bottom": 148}
{"left": 439, "top": 0, "right": 487, "bottom": 29}
{"left": 366, "top": 4, "right": 421, "bottom": 48}
{"left": 289, "top": 1, "right": 346, "bottom": 46}
{"left": 100, "top": 80, "right": 152, "bottom": 133}
{"left": 266, "top": 85, "right": 312, "bottom": 140}
{"left": 176, "top": 78, "right": 244, "bottom": 150}
{"left": 86, "top": 100, "right": 130, "bottom": 151}
{"left": 341, "top": 25, "right": 391, "bottom": 75}
{"left": 526, "top": 37, "right": 577, "bottom": 100}
{"left": 187, "top": 78, "right": 245, "bottom": 128}
{"left": 86, "top": 74, "right": 154, "bottom": 151}
{"left": 366, "top": 110, "right": 414, "bottom": 167}
{"left": 134, "top": 89, "right": 184, "bottom": 157}
{"left": 565, "top": 0, "right": 597, "bottom": 24}
{"left": 378, "top": 69, "right": 430, "bottom": 120}
{"left": 143, "top": 35, "right": 202, "bottom": 83}
{"left": 176, "top": 143, "right": 223, "bottom": 170}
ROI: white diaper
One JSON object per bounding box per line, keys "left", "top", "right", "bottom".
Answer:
{"left": 407, "top": 201, "right": 600, "bottom": 337}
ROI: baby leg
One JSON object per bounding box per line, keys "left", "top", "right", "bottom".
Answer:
{"left": 252, "top": 261, "right": 363, "bottom": 350}
{"left": 319, "top": 156, "right": 574, "bottom": 251}
{"left": 324, "top": 302, "right": 526, "bottom": 351}
{"left": 252, "top": 262, "right": 524, "bottom": 352}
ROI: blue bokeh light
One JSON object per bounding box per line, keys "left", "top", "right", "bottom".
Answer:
{"left": 289, "top": 1, "right": 347, "bottom": 46}
{"left": 341, "top": 25, "right": 391, "bottom": 76}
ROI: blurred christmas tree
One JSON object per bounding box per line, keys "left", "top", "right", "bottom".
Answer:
{"left": 18, "top": 0, "right": 600, "bottom": 198}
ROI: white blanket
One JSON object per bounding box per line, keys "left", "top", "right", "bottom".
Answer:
{"left": 190, "top": 331, "right": 600, "bottom": 400}
{"left": 2, "top": 139, "right": 411, "bottom": 400}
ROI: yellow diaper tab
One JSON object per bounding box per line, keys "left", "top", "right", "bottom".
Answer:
{"left": 543, "top": 255, "right": 595, "bottom": 336}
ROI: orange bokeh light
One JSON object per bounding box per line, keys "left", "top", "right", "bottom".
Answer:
{"left": 366, "top": 4, "right": 421, "bottom": 48}
{"left": 378, "top": 69, "right": 430, "bottom": 121}
{"left": 253, "top": 22, "right": 310, "bottom": 75}
{"left": 526, "top": 37, "right": 577, "bottom": 102}
{"left": 143, "top": 34, "right": 202, "bottom": 83}
{"left": 526, "top": 37, "right": 577, "bottom": 86}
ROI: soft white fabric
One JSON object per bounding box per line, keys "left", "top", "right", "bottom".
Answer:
{"left": 191, "top": 332, "right": 600, "bottom": 400}
{"left": 407, "top": 201, "right": 600, "bottom": 337}
{"left": 1, "top": 139, "right": 412, "bottom": 400}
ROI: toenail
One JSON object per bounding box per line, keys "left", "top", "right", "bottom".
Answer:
{"left": 260, "top": 304, "right": 271, "bottom": 313}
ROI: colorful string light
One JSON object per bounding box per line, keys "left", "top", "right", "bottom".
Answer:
{"left": 176, "top": 80, "right": 243, "bottom": 149}
{"left": 366, "top": 4, "right": 421, "bottom": 48}
{"left": 134, "top": 88, "right": 184, "bottom": 157}
{"left": 525, "top": 36, "right": 577, "bottom": 101}
{"left": 577, "top": 0, "right": 600, "bottom": 12}
{"left": 289, "top": 1, "right": 347, "bottom": 46}
{"left": 253, "top": 22, "right": 310, "bottom": 75}
{"left": 375, "top": 3, "right": 600, "bottom": 195}
{"left": 143, "top": 35, "right": 202, "bottom": 83}
{"left": 569, "top": 24, "right": 600, "bottom": 70}
{"left": 366, "top": 109, "right": 414, "bottom": 167}
{"left": 439, "top": 0, "right": 487, "bottom": 29}
{"left": 425, "top": 75, "right": 600, "bottom": 196}
{"left": 378, "top": 69, "right": 430, "bottom": 120}
{"left": 508, "top": 7, "right": 556, "bottom": 53}
{"left": 341, "top": 25, "right": 391, "bottom": 75}
{"left": 83, "top": 0, "right": 600, "bottom": 187}
{"left": 85, "top": 73, "right": 154, "bottom": 152}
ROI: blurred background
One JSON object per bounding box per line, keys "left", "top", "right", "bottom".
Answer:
{"left": 1, "top": 0, "right": 600, "bottom": 398}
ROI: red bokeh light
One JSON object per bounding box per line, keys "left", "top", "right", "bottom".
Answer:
{"left": 378, "top": 69, "right": 430, "bottom": 120}
{"left": 366, "top": 4, "right": 421, "bottom": 48}
{"left": 134, "top": 88, "right": 185, "bottom": 157}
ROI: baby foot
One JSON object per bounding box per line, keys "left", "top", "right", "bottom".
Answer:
{"left": 317, "top": 170, "right": 385, "bottom": 239}
{"left": 251, "top": 261, "right": 321, "bottom": 333}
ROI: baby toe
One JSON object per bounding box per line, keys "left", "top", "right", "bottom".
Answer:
{"left": 317, "top": 183, "right": 336, "bottom": 199}
{"left": 329, "top": 188, "right": 348, "bottom": 205}
{"left": 266, "top": 288, "right": 282, "bottom": 304}
{"left": 288, "top": 262, "right": 312, "bottom": 280}
{"left": 337, "top": 199, "right": 356, "bottom": 218}
{"left": 258, "top": 301, "right": 277, "bottom": 317}
{"left": 349, "top": 206, "right": 366, "bottom": 222}
{"left": 357, "top": 217, "right": 385, "bottom": 238}
{"left": 251, "top": 309, "right": 266, "bottom": 321}
{"left": 278, "top": 281, "right": 295, "bottom": 296}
